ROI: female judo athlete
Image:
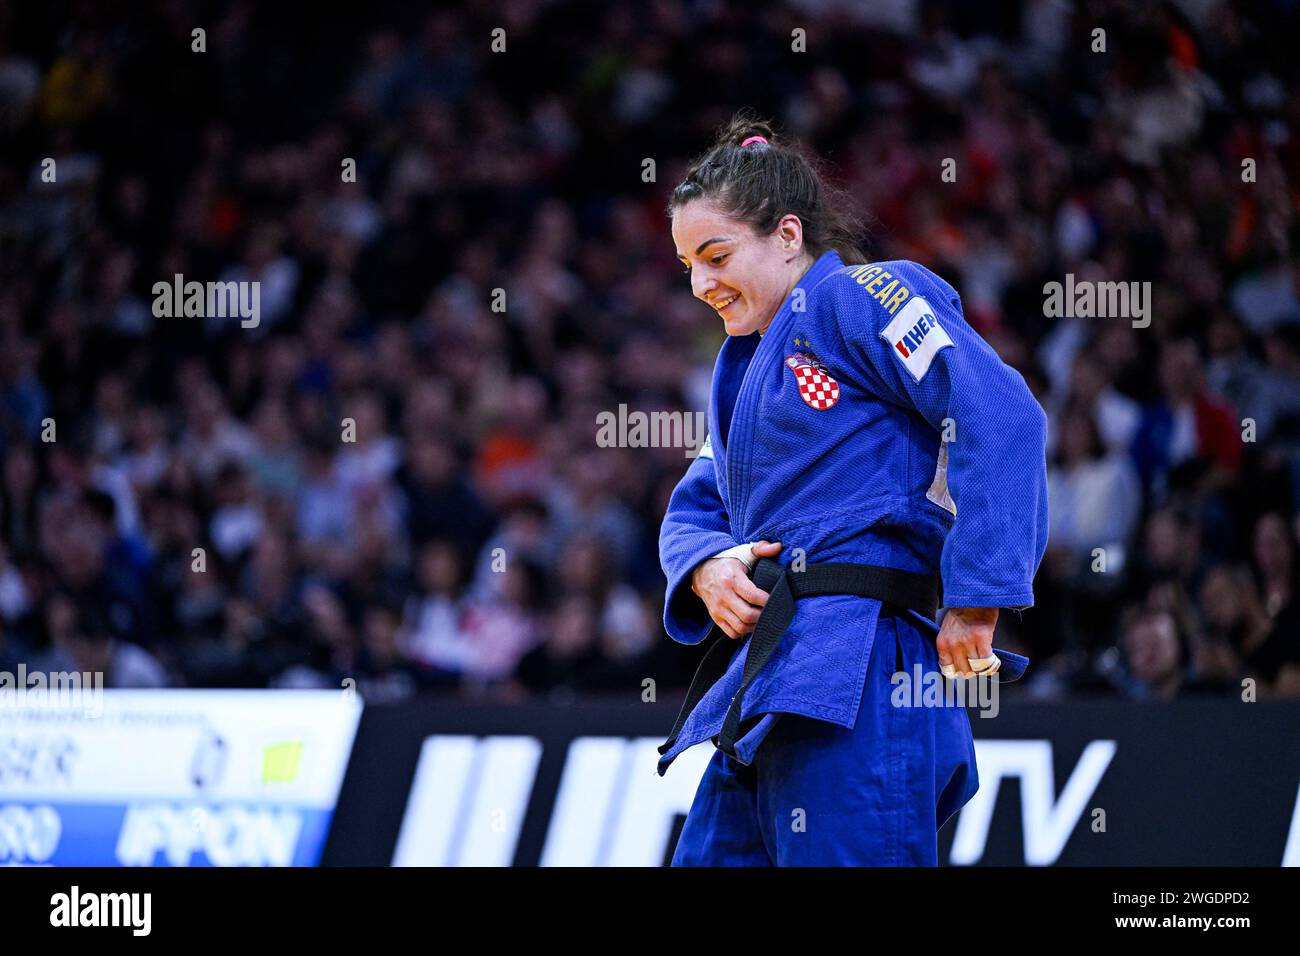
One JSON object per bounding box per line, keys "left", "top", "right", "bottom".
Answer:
{"left": 657, "top": 113, "right": 1049, "bottom": 866}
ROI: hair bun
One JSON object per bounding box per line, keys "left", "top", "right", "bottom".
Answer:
{"left": 710, "top": 110, "right": 777, "bottom": 151}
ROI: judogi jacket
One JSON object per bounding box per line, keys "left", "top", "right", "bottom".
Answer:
{"left": 658, "top": 250, "right": 1049, "bottom": 774}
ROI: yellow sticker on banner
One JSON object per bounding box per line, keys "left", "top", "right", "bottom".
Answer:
{"left": 262, "top": 740, "right": 304, "bottom": 784}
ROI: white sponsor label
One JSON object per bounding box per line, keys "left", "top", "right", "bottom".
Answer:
{"left": 880, "top": 296, "right": 954, "bottom": 382}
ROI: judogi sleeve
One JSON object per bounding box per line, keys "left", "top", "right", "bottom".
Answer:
{"left": 826, "top": 264, "right": 1049, "bottom": 610}
{"left": 659, "top": 436, "right": 738, "bottom": 645}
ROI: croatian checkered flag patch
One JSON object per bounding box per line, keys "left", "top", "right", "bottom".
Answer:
{"left": 785, "top": 355, "right": 840, "bottom": 410}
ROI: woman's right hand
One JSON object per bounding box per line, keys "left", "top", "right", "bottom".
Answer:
{"left": 690, "top": 541, "right": 782, "bottom": 639}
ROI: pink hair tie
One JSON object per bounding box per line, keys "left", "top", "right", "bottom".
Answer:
{"left": 740, "top": 135, "right": 768, "bottom": 147}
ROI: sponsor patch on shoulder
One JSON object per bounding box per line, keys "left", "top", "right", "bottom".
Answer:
{"left": 879, "top": 296, "right": 954, "bottom": 382}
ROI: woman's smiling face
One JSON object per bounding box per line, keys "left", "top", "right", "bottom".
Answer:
{"left": 672, "top": 198, "right": 810, "bottom": 337}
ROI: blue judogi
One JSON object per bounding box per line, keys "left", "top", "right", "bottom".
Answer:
{"left": 658, "top": 249, "right": 1048, "bottom": 864}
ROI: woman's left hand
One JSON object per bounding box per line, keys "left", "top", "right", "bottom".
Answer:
{"left": 935, "top": 606, "right": 1000, "bottom": 678}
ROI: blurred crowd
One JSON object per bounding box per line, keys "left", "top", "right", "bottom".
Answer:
{"left": 0, "top": 0, "right": 1297, "bottom": 703}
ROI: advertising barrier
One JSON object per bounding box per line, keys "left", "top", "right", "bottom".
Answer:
{"left": 324, "top": 697, "right": 1300, "bottom": 866}
{"left": 0, "top": 690, "right": 362, "bottom": 866}
{"left": 4, "top": 690, "right": 1295, "bottom": 866}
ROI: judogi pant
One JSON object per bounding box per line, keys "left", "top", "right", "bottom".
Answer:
{"left": 671, "top": 611, "right": 978, "bottom": 866}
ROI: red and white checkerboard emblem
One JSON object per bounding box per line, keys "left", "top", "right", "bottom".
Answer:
{"left": 785, "top": 355, "right": 840, "bottom": 410}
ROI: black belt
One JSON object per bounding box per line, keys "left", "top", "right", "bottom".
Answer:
{"left": 658, "top": 558, "right": 942, "bottom": 761}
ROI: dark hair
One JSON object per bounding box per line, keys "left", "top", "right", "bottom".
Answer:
{"left": 666, "top": 109, "right": 868, "bottom": 265}
{"left": 1053, "top": 397, "right": 1106, "bottom": 466}
{"left": 84, "top": 489, "right": 118, "bottom": 526}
